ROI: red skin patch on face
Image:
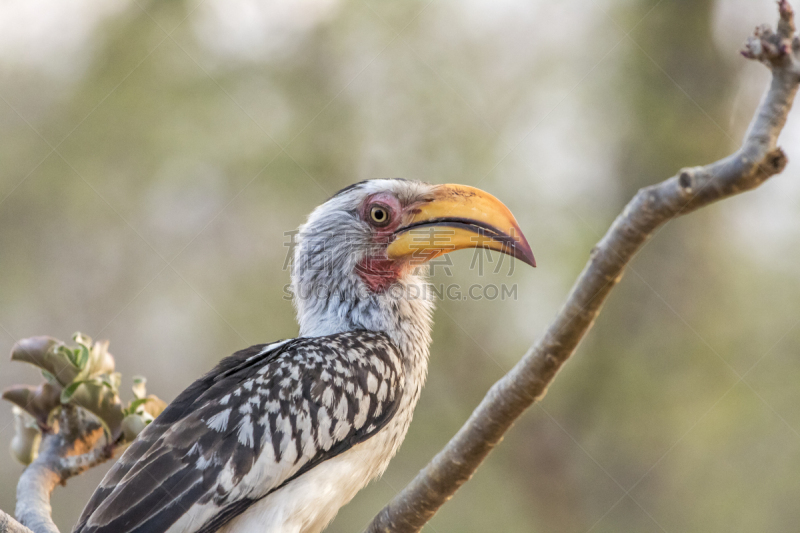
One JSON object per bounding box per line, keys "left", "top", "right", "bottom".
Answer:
{"left": 356, "top": 192, "right": 411, "bottom": 293}
{"left": 356, "top": 257, "right": 405, "bottom": 292}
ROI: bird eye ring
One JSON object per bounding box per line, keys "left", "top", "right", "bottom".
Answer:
{"left": 369, "top": 205, "right": 391, "bottom": 226}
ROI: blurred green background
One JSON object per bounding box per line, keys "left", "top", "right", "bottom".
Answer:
{"left": 2, "top": 0, "right": 800, "bottom": 531}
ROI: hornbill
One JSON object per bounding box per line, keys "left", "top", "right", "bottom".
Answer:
{"left": 73, "top": 179, "right": 535, "bottom": 533}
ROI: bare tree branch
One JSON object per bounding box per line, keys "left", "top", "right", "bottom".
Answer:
{"left": 365, "top": 3, "right": 800, "bottom": 532}
{"left": 0, "top": 512, "right": 33, "bottom": 533}
{"left": 3, "top": 406, "right": 111, "bottom": 533}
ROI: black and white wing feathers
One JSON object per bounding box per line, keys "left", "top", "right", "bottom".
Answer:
{"left": 72, "top": 330, "right": 404, "bottom": 533}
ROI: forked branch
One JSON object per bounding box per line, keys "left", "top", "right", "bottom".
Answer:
{"left": 365, "top": 2, "right": 800, "bottom": 532}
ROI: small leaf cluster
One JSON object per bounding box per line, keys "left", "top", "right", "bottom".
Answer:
{"left": 2, "top": 333, "right": 166, "bottom": 465}
{"left": 120, "top": 376, "right": 167, "bottom": 442}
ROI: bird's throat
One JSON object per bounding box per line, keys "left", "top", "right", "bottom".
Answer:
{"left": 356, "top": 257, "right": 404, "bottom": 292}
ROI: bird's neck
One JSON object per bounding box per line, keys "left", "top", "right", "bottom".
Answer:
{"left": 293, "top": 271, "right": 435, "bottom": 375}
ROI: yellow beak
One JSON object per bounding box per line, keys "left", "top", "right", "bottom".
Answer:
{"left": 386, "top": 184, "right": 535, "bottom": 268}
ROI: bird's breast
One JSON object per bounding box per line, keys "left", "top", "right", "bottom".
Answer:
{"left": 219, "top": 411, "right": 414, "bottom": 533}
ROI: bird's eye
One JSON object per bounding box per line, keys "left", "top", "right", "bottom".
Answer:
{"left": 369, "top": 205, "right": 391, "bottom": 226}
